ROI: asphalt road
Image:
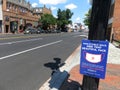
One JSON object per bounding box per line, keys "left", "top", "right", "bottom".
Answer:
{"left": 0, "top": 32, "right": 88, "bottom": 90}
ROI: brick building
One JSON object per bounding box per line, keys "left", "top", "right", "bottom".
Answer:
{"left": 111, "top": 0, "right": 120, "bottom": 41}
{"left": 106, "top": 0, "right": 120, "bottom": 41}
{"left": 0, "top": 0, "right": 51, "bottom": 34}
{"left": 33, "top": 5, "right": 52, "bottom": 19}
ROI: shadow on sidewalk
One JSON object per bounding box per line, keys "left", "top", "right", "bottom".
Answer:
{"left": 60, "top": 79, "right": 82, "bottom": 90}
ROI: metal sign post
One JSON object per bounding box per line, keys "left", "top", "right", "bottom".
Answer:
{"left": 81, "top": 0, "right": 112, "bottom": 90}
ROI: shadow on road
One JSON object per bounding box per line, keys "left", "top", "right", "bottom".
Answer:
{"left": 44, "top": 58, "right": 65, "bottom": 76}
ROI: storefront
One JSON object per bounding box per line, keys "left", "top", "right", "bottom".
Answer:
{"left": 0, "top": 1, "right": 3, "bottom": 33}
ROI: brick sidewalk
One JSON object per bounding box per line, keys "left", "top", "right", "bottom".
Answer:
{"left": 60, "top": 64, "right": 120, "bottom": 90}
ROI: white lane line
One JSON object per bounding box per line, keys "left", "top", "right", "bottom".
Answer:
{"left": 0, "top": 40, "right": 62, "bottom": 60}
{"left": 0, "top": 38, "right": 43, "bottom": 45}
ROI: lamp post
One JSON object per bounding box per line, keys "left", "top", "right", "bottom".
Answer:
{"left": 82, "top": 0, "right": 112, "bottom": 90}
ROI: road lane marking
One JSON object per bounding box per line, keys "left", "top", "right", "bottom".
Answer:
{"left": 0, "top": 35, "right": 42, "bottom": 40}
{"left": 0, "top": 40, "right": 63, "bottom": 60}
{"left": 0, "top": 38, "right": 43, "bottom": 45}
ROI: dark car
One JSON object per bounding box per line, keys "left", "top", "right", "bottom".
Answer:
{"left": 36, "top": 29, "right": 41, "bottom": 34}
{"left": 36, "top": 29, "right": 45, "bottom": 34}
{"left": 24, "top": 28, "right": 37, "bottom": 34}
{"left": 56, "top": 29, "right": 61, "bottom": 33}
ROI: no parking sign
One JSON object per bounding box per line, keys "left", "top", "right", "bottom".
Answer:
{"left": 80, "top": 40, "right": 109, "bottom": 79}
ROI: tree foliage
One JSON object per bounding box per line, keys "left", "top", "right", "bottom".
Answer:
{"left": 57, "top": 8, "right": 73, "bottom": 31}
{"left": 39, "top": 14, "right": 56, "bottom": 30}
{"left": 39, "top": 9, "right": 73, "bottom": 31}
{"left": 83, "top": 8, "right": 92, "bottom": 27}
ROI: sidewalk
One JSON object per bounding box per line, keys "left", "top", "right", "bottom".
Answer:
{"left": 60, "top": 43, "right": 120, "bottom": 90}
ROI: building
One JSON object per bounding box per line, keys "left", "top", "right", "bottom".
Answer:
{"left": 89, "top": 0, "right": 120, "bottom": 42}
{"left": 0, "top": 0, "right": 51, "bottom": 34}
{"left": 0, "top": 0, "right": 3, "bottom": 33}
{"left": 107, "top": 0, "right": 115, "bottom": 42}
{"left": 111, "top": 0, "right": 120, "bottom": 41}
{"left": 106, "top": 0, "right": 120, "bottom": 42}
{"left": 33, "top": 5, "right": 52, "bottom": 19}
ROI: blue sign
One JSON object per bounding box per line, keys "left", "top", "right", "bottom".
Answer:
{"left": 80, "top": 40, "right": 109, "bottom": 79}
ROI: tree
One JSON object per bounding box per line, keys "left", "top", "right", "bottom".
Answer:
{"left": 66, "top": 9, "right": 71, "bottom": 19}
{"left": 57, "top": 8, "right": 73, "bottom": 31}
{"left": 39, "top": 14, "right": 56, "bottom": 30}
{"left": 83, "top": 8, "right": 92, "bottom": 27}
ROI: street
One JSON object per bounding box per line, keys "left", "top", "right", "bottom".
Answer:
{"left": 0, "top": 32, "right": 87, "bottom": 90}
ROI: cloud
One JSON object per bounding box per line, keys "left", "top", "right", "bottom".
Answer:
{"left": 65, "top": 3, "right": 77, "bottom": 10}
{"left": 32, "top": 3, "right": 38, "bottom": 7}
{"left": 39, "top": 0, "right": 67, "bottom": 5}
{"left": 51, "top": 6, "right": 57, "bottom": 11}
{"left": 76, "top": 17, "right": 81, "bottom": 22}
{"left": 76, "top": 17, "right": 80, "bottom": 21}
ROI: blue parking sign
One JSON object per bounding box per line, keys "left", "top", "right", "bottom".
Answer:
{"left": 80, "top": 40, "right": 109, "bottom": 79}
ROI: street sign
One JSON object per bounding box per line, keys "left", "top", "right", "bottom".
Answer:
{"left": 80, "top": 40, "right": 109, "bottom": 79}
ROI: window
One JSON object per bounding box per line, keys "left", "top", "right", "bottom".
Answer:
{"left": 39, "top": 9, "right": 42, "bottom": 12}
{"left": 7, "top": 3, "right": 10, "bottom": 9}
{"left": 13, "top": 5, "right": 15, "bottom": 10}
{"left": 36, "top": 9, "right": 38, "bottom": 12}
{"left": 19, "top": 7, "right": 23, "bottom": 12}
{"left": 19, "top": 0, "right": 22, "bottom": 3}
{"left": 5, "top": 16, "right": 9, "bottom": 21}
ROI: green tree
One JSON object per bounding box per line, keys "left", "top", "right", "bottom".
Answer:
{"left": 39, "top": 14, "right": 56, "bottom": 30}
{"left": 57, "top": 8, "right": 73, "bottom": 31}
{"left": 66, "top": 9, "right": 71, "bottom": 19}
{"left": 83, "top": 8, "right": 92, "bottom": 27}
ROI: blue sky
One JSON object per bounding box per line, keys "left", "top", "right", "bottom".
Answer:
{"left": 27, "top": 0, "right": 91, "bottom": 24}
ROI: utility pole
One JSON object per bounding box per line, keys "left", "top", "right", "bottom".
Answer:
{"left": 82, "top": 0, "right": 112, "bottom": 90}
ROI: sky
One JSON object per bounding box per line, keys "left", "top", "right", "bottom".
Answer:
{"left": 27, "top": 0, "right": 91, "bottom": 24}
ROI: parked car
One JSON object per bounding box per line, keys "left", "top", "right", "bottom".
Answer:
{"left": 36, "top": 29, "right": 41, "bottom": 34}
{"left": 36, "top": 29, "right": 45, "bottom": 34}
{"left": 51, "top": 29, "right": 61, "bottom": 33}
{"left": 43, "top": 30, "right": 50, "bottom": 33}
{"left": 24, "top": 28, "right": 37, "bottom": 34}
{"left": 56, "top": 29, "right": 61, "bottom": 33}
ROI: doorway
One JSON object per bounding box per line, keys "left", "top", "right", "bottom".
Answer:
{"left": 5, "top": 25, "right": 9, "bottom": 33}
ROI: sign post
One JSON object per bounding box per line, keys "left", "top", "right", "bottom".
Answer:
{"left": 80, "top": 40, "right": 109, "bottom": 79}
{"left": 81, "top": 0, "right": 112, "bottom": 90}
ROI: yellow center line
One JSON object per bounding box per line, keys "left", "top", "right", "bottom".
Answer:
{"left": 0, "top": 35, "right": 41, "bottom": 40}
{"left": 0, "top": 33, "right": 61, "bottom": 40}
